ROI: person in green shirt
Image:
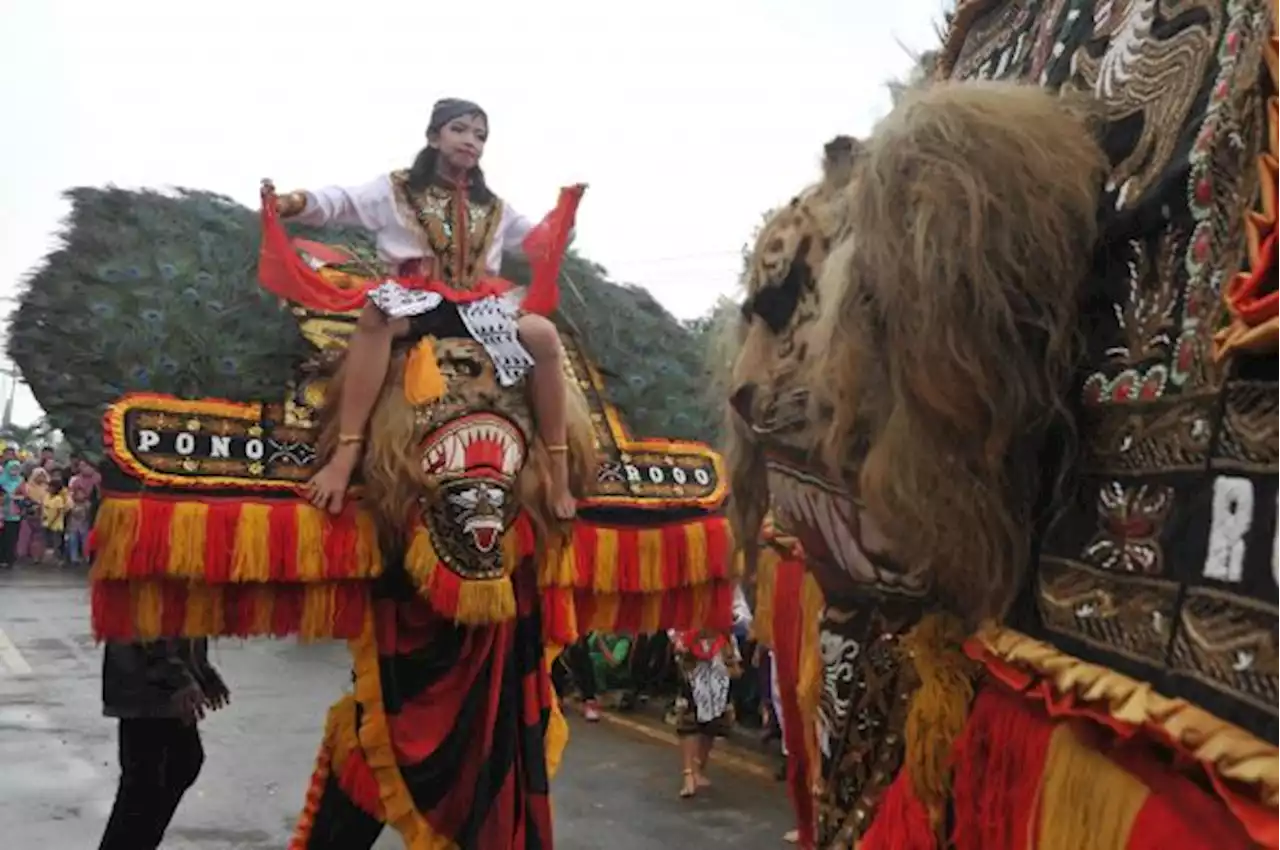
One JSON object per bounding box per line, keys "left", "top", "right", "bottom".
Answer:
{"left": 587, "top": 632, "right": 634, "bottom": 694}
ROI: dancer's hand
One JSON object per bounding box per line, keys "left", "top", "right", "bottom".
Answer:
{"left": 203, "top": 674, "right": 232, "bottom": 712}
{"left": 262, "top": 179, "right": 306, "bottom": 216}
{"left": 173, "top": 684, "right": 207, "bottom": 725}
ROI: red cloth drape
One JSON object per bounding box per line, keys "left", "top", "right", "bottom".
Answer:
{"left": 256, "top": 183, "right": 584, "bottom": 316}
{"left": 771, "top": 556, "right": 817, "bottom": 849}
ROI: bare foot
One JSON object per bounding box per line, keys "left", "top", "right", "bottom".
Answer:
{"left": 679, "top": 771, "right": 697, "bottom": 799}
{"left": 306, "top": 444, "right": 359, "bottom": 514}
{"left": 550, "top": 486, "right": 577, "bottom": 521}
{"left": 696, "top": 772, "right": 712, "bottom": 788}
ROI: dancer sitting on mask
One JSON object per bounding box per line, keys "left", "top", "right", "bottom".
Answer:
{"left": 269, "top": 97, "right": 582, "bottom": 520}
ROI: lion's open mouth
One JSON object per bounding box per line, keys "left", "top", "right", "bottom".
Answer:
{"left": 421, "top": 413, "right": 526, "bottom": 479}
{"left": 466, "top": 516, "right": 504, "bottom": 553}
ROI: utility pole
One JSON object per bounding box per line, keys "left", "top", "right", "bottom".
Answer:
{"left": 0, "top": 365, "right": 17, "bottom": 430}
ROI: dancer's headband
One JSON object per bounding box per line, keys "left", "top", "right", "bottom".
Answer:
{"left": 428, "top": 98, "right": 488, "bottom": 134}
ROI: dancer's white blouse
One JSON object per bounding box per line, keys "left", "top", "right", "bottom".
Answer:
{"left": 293, "top": 173, "right": 535, "bottom": 274}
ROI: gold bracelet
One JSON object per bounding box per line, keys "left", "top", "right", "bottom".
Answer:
{"left": 337, "top": 433, "right": 364, "bottom": 446}
{"left": 545, "top": 443, "right": 568, "bottom": 454}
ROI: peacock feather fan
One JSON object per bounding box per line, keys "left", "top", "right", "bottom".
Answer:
{"left": 503, "top": 252, "right": 721, "bottom": 444}
{"left": 6, "top": 186, "right": 373, "bottom": 457}
{"left": 9, "top": 186, "right": 721, "bottom": 457}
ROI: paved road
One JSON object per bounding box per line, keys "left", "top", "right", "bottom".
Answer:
{"left": 0, "top": 567, "right": 793, "bottom": 849}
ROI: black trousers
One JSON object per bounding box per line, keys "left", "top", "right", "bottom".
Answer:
{"left": 98, "top": 718, "right": 205, "bottom": 850}
{"left": 0, "top": 520, "right": 18, "bottom": 566}
{"left": 551, "top": 639, "right": 597, "bottom": 701}
{"left": 629, "top": 631, "right": 673, "bottom": 694}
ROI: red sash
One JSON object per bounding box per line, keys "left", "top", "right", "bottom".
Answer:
{"left": 257, "top": 184, "right": 583, "bottom": 315}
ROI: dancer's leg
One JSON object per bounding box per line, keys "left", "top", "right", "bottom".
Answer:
{"left": 306, "top": 304, "right": 405, "bottom": 514}
{"left": 696, "top": 732, "right": 715, "bottom": 787}
{"left": 678, "top": 733, "right": 701, "bottom": 798}
{"left": 99, "top": 719, "right": 204, "bottom": 850}
{"left": 516, "top": 314, "right": 576, "bottom": 520}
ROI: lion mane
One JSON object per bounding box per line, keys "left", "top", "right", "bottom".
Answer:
{"left": 808, "top": 81, "right": 1106, "bottom": 624}
{"left": 321, "top": 350, "right": 596, "bottom": 550}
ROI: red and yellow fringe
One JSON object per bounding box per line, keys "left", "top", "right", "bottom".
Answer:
{"left": 93, "top": 492, "right": 740, "bottom": 642}
{"left": 755, "top": 542, "right": 826, "bottom": 849}
{"left": 397, "top": 512, "right": 740, "bottom": 637}
{"left": 404, "top": 523, "right": 522, "bottom": 627}
{"left": 92, "top": 495, "right": 382, "bottom": 583}
{"left": 750, "top": 520, "right": 827, "bottom": 847}
{"left": 91, "top": 577, "right": 371, "bottom": 641}
{"left": 865, "top": 679, "right": 1267, "bottom": 850}
{"left": 969, "top": 626, "right": 1279, "bottom": 849}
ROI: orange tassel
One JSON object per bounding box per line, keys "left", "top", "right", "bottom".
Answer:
{"left": 404, "top": 337, "right": 447, "bottom": 405}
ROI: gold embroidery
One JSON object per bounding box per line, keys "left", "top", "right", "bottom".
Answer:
{"left": 1037, "top": 556, "right": 1179, "bottom": 667}
{"left": 1072, "top": 0, "right": 1222, "bottom": 209}
{"left": 1172, "top": 587, "right": 1280, "bottom": 715}
{"left": 388, "top": 170, "right": 503, "bottom": 288}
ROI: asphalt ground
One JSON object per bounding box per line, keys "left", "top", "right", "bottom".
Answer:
{"left": 0, "top": 566, "right": 795, "bottom": 849}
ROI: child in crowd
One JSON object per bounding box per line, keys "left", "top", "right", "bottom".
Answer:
{"left": 43, "top": 475, "right": 70, "bottom": 562}
{"left": 66, "top": 484, "right": 92, "bottom": 566}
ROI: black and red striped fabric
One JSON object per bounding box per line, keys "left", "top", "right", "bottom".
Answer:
{"left": 297, "top": 561, "right": 557, "bottom": 850}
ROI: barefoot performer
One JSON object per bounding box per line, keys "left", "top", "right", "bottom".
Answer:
{"left": 265, "top": 98, "right": 584, "bottom": 520}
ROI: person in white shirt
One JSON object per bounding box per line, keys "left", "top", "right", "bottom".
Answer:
{"left": 271, "top": 98, "right": 582, "bottom": 520}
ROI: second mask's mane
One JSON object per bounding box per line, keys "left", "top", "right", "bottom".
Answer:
{"left": 729, "top": 83, "right": 1107, "bottom": 624}
{"left": 809, "top": 83, "right": 1106, "bottom": 623}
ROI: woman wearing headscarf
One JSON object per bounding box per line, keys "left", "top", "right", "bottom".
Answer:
{"left": 265, "top": 97, "right": 585, "bottom": 522}
{"left": 17, "top": 466, "right": 50, "bottom": 562}
{"left": 0, "top": 460, "right": 24, "bottom": 567}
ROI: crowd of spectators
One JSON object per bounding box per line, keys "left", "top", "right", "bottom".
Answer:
{"left": 0, "top": 445, "right": 100, "bottom": 569}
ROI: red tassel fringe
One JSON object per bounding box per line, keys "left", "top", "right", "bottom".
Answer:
{"left": 859, "top": 767, "right": 939, "bottom": 850}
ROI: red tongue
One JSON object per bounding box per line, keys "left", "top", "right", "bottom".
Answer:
{"left": 473, "top": 527, "right": 497, "bottom": 552}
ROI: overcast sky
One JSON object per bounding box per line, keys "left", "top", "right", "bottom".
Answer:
{"left": 0, "top": 0, "right": 943, "bottom": 424}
